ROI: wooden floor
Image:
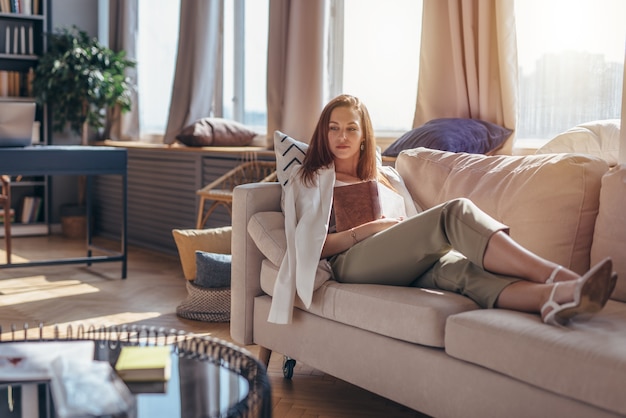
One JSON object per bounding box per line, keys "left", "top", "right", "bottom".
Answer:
{"left": 0, "top": 234, "right": 427, "bottom": 418}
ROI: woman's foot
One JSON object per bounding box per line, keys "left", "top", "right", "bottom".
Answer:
{"left": 541, "top": 258, "right": 614, "bottom": 326}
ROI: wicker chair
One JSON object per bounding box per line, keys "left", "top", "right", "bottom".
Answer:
{"left": 196, "top": 160, "right": 277, "bottom": 228}
{"left": 0, "top": 175, "right": 12, "bottom": 264}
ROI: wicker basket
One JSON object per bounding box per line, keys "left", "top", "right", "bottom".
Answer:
{"left": 176, "top": 280, "right": 231, "bottom": 322}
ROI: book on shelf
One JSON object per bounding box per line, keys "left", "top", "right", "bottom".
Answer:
{"left": 0, "top": 70, "right": 34, "bottom": 97}
{"left": 115, "top": 345, "right": 172, "bottom": 382}
{"left": 20, "top": 195, "right": 41, "bottom": 224}
{"left": 0, "top": 0, "right": 37, "bottom": 15}
{"left": 332, "top": 180, "right": 408, "bottom": 232}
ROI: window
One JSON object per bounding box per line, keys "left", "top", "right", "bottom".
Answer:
{"left": 137, "top": 0, "right": 180, "bottom": 140}
{"left": 223, "top": 0, "right": 269, "bottom": 130}
{"left": 136, "top": 0, "right": 268, "bottom": 139}
{"left": 331, "top": 0, "right": 423, "bottom": 134}
{"left": 515, "top": 0, "right": 625, "bottom": 143}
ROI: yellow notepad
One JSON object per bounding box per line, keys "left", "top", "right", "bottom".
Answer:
{"left": 115, "top": 345, "right": 172, "bottom": 382}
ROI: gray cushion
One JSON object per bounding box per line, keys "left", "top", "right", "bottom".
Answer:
{"left": 194, "top": 251, "right": 232, "bottom": 288}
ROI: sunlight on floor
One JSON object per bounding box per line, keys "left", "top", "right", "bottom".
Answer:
{"left": 0, "top": 250, "right": 32, "bottom": 264}
{"left": 0, "top": 275, "right": 99, "bottom": 305}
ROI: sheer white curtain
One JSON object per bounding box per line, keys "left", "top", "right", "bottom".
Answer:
{"left": 266, "top": 0, "right": 327, "bottom": 146}
{"left": 163, "top": 0, "right": 224, "bottom": 144}
{"left": 414, "top": 0, "right": 517, "bottom": 154}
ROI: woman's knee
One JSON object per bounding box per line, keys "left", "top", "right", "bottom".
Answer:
{"left": 442, "top": 197, "right": 475, "bottom": 217}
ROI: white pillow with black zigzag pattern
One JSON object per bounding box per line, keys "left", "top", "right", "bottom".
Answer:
{"left": 273, "top": 130, "right": 309, "bottom": 186}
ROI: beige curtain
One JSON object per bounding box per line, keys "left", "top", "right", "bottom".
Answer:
{"left": 414, "top": 0, "right": 517, "bottom": 154}
{"left": 107, "top": 0, "right": 139, "bottom": 141}
{"left": 266, "top": 0, "right": 326, "bottom": 147}
{"left": 621, "top": 49, "right": 626, "bottom": 164}
{"left": 164, "top": 0, "right": 224, "bottom": 144}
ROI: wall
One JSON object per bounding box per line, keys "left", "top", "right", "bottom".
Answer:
{"left": 50, "top": 0, "right": 98, "bottom": 36}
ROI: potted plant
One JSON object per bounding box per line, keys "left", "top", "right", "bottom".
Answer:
{"left": 32, "top": 25, "right": 136, "bottom": 145}
{"left": 32, "top": 26, "right": 135, "bottom": 237}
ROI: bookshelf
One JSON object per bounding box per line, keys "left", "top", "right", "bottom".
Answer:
{"left": 0, "top": 0, "right": 49, "bottom": 237}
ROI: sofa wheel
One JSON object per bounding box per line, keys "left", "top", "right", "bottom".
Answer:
{"left": 282, "top": 356, "right": 296, "bottom": 379}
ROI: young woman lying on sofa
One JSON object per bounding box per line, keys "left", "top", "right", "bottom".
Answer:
{"left": 269, "top": 94, "right": 617, "bottom": 327}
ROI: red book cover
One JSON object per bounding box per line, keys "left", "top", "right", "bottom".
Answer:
{"left": 333, "top": 180, "right": 381, "bottom": 232}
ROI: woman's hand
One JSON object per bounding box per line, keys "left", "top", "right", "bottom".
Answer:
{"left": 320, "top": 217, "right": 403, "bottom": 259}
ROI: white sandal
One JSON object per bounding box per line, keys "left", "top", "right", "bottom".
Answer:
{"left": 541, "top": 258, "right": 613, "bottom": 326}
{"left": 545, "top": 265, "right": 563, "bottom": 284}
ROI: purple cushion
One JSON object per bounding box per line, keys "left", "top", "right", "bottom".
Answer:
{"left": 382, "top": 118, "right": 513, "bottom": 157}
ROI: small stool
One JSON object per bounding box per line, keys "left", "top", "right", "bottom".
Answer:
{"left": 176, "top": 281, "right": 231, "bottom": 322}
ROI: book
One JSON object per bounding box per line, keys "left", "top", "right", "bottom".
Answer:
{"left": 19, "top": 196, "right": 42, "bottom": 223}
{"left": 115, "top": 345, "right": 172, "bottom": 382}
{"left": 21, "top": 195, "right": 33, "bottom": 223}
{"left": 333, "top": 180, "right": 407, "bottom": 232}
{"left": 333, "top": 180, "right": 381, "bottom": 232}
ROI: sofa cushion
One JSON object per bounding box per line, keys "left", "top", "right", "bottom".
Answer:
{"left": 259, "top": 259, "right": 479, "bottom": 348}
{"left": 591, "top": 165, "right": 626, "bottom": 302}
{"left": 247, "top": 211, "right": 287, "bottom": 266}
{"left": 536, "top": 119, "right": 620, "bottom": 167}
{"left": 396, "top": 148, "right": 609, "bottom": 275}
{"left": 445, "top": 302, "right": 626, "bottom": 415}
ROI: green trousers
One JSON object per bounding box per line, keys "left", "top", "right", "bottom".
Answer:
{"left": 329, "top": 198, "right": 521, "bottom": 308}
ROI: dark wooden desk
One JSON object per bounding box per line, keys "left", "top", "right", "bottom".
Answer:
{"left": 0, "top": 145, "right": 128, "bottom": 278}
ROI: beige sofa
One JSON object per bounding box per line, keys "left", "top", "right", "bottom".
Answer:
{"left": 230, "top": 147, "right": 626, "bottom": 418}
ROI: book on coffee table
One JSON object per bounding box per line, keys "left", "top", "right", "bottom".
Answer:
{"left": 115, "top": 345, "right": 172, "bottom": 382}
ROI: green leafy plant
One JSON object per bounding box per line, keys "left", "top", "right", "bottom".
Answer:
{"left": 32, "top": 26, "right": 136, "bottom": 142}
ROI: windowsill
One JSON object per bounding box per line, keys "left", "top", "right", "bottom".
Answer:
{"left": 511, "top": 138, "right": 550, "bottom": 156}
{"left": 101, "top": 134, "right": 548, "bottom": 158}
{"left": 99, "top": 139, "right": 276, "bottom": 158}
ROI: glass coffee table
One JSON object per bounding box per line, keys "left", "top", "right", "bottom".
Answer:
{"left": 0, "top": 324, "right": 271, "bottom": 418}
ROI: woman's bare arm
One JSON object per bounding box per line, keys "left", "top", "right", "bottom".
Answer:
{"left": 320, "top": 218, "right": 401, "bottom": 259}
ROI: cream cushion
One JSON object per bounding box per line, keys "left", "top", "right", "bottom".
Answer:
{"left": 258, "top": 259, "right": 479, "bottom": 348}
{"left": 536, "top": 119, "right": 620, "bottom": 166}
{"left": 247, "top": 211, "right": 287, "bottom": 267}
{"left": 172, "top": 226, "right": 232, "bottom": 280}
{"left": 591, "top": 165, "right": 626, "bottom": 302}
{"left": 446, "top": 302, "right": 626, "bottom": 416}
{"left": 396, "top": 148, "right": 609, "bottom": 275}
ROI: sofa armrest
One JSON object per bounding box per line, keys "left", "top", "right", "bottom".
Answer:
{"left": 231, "top": 182, "right": 282, "bottom": 345}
